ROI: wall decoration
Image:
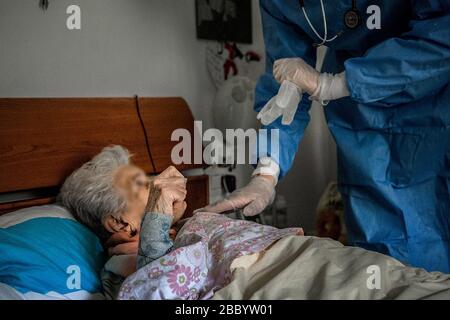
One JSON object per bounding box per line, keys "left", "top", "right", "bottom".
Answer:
{"left": 205, "top": 42, "right": 261, "bottom": 89}
{"left": 39, "top": 0, "right": 49, "bottom": 10}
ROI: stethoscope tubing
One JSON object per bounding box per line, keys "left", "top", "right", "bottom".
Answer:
{"left": 300, "top": 0, "right": 351, "bottom": 46}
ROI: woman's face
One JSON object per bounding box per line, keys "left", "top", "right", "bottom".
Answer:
{"left": 109, "top": 165, "right": 150, "bottom": 234}
{"left": 104, "top": 165, "right": 187, "bottom": 237}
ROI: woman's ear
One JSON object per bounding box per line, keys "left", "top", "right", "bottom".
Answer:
{"left": 103, "top": 215, "right": 128, "bottom": 234}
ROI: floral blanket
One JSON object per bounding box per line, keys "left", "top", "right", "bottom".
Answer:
{"left": 117, "top": 212, "right": 303, "bottom": 300}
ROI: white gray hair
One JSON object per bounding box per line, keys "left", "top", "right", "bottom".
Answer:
{"left": 58, "top": 145, "right": 131, "bottom": 232}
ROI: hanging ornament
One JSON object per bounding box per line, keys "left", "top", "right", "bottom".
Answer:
{"left": 39, "top": 0, "right": 49, "bottom": 11}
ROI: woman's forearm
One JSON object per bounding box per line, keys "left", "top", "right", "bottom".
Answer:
{"left": 137, "top": 212, "right": 174, "bottom": 269}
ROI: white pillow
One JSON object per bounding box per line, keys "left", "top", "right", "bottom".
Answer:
{"left": 0, "top": 204, "right": 74, "bottom": 228}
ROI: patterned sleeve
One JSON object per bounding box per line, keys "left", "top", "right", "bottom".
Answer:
{"left": 137, "top": 213, "right": 174, "bottom": 269}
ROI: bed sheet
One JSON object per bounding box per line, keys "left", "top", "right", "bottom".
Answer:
{"left": 213, "top": 235, "right": 450, "bottom": 300}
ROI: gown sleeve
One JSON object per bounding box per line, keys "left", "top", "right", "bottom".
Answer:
{"left": 345, "top": 1, "right": 450, "bottom": 106}
{"left": 254, "top": 0, "right": 317, "bottom": 178}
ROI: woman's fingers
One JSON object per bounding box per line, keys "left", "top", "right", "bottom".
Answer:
{"left": 173, "top": 201, "right": 187, "bottom": 212}
{"left": 153, "top": 176, "right": 187, "bottom": 188}
{"left": 172, "top": 201, "right": 187, "bottom": 223}
{"left": 169, "top": 228, "right": 178, "bottom": 240}
{"left": 163, "top": 185, "right": 187, "bottom": 202}
{"left": 105, "top": 231, "right": 138, "bottom": 248}
{"left": 145, "top": 166, "right": 189, "bottom": 214}
{"left": 108, "top": 241, "right": 139, "bottom": 256}
{"left": 158, "top": 166, "right": 184, "bottom": 179}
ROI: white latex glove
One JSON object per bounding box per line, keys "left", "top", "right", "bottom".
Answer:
{"left": 257, "top": 80, "right": 302, "bottom": 125}
{"left": 310, "top": 72, "right": 350, "bottom": 105}
{"left": 273, "top": 58, "right": 350, "bottom": 105}
{"left": 273, "top": 58, "right": 320, "bottom": 95}
{"left": 200, "top": 175, "right": 276, "bottom": 217}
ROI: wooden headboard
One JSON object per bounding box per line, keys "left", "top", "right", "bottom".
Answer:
{"left": 0, "top": 97, "right": 208, "bottom": 216}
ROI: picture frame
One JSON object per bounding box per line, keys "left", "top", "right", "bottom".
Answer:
{"left": 195, "top": 0, "right": 253, "bottom": 44}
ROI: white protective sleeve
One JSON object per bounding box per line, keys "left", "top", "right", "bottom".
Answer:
{"left": 252, "top": 157, "right": 280, "bottom": 185}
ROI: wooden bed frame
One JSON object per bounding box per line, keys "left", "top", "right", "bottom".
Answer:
{"left": 0, "top": 97, "right": 209, "bottom": 217}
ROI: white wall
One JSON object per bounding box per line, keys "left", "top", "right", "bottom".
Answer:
{"left": 0, "top": 0, "right": 336, "bottom": 232}
{"left": 0, "top": 0, "right": 216, "bottom": 128}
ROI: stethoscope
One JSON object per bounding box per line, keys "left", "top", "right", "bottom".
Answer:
{"left": 299, "top": 0, "right": 361, "bottom": 47}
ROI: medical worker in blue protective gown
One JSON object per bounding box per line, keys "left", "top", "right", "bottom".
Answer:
{"left": 203, "top": 0, "right": 450, "bottom": 273}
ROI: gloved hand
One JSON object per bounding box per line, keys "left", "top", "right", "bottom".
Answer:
{"left": 257, "top": 80, "right": 302, "bottom": 125}
{"left": 310, "top": 72, "right": 350, "bottom": 104}
{"left": 200, "top": 175, "right": 276, "bottom": 217}
{"left": 273, "top": 58, "right": 320, "bottom": 95}
{"left": 273, "top": 58, "right": 350, "bottom": 105}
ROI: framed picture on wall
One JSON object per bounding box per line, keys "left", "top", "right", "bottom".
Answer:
{"left": 195, "top": 0, "right": 252, "bottom": 44}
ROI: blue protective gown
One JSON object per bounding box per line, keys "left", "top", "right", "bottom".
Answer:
{"left": 255, "top": 0, "right": 450, "bottom": 273}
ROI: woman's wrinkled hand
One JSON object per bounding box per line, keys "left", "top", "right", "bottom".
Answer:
{"left": 145, "top": 166, "right": 187, "bottom": 216}
{"left": 172, "top": 200, "right": 187, "bottom": 224}
{"left": 105, "top": 231, "right": 139, "bottom": 256}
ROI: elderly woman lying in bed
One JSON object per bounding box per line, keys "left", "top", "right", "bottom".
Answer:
{"left": 58, "top": 145, "right": 303, "bottom": 299}
{"left": 58, "top": 146, "right": 193, "bottom": 267}
{"left": 59, "top": 146, "right": 450, "bottom": 300}
{"left": 59, "top": 147, "right": 173, "bottom": 231}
